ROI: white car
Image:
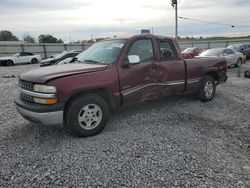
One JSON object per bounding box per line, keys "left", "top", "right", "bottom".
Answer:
{"left": 197, "top": 48, "right": 244, "bottom": 67}
{"left": 55, "top": 57, "right": 74, "bottom": 65}
{"left": 0, "top": 52, "right": 41, "bottom": 66}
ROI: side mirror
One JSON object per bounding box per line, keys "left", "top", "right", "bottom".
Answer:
{"left": 128, "top": 55, "right": 140, "bottom": 64}
{"left": 222, "top": 53, "right": 228, "bottom": 56}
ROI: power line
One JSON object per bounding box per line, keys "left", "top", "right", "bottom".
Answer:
{"left": 178, "top": 16, "right": 235, "bottom": 28}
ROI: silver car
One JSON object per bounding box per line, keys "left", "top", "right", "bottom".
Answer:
{"left": 198, "top": 48, "right": 244, "bottom": 67}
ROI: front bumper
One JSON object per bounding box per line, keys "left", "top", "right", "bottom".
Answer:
{"left": 15, "top": 95, "right": 64, "bottom": 127}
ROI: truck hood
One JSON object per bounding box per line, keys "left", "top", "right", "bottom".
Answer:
{"left": 20, "top": 63, "right": 107, "bottom": 83}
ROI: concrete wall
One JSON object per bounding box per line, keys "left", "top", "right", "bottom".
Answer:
{"left": 1, "top": 38, "right": 250, "bottom": 58}
{"left": 0, "top": 43, "right": 91, "bottom": 59}
{"left": 178, "top": 39, "right": 250, "bottom": 50}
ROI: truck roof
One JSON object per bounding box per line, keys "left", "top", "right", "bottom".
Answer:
{"left": 102, "top": 34, "right": 174, "bottom": 41}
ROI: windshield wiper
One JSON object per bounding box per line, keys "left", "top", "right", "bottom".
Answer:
{"left": 83, "top": 59, "right": 101, "bottom": 64}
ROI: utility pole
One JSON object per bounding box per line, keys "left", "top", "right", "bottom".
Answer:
{"left": 171, "top": 0, "right": 178, "bottom": 39}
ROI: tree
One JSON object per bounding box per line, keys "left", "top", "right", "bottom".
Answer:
{"left": 23, "top": 34, "right": 35, "bottom": 43}
{"left": 0, "top": 30, "right": 19, "bottom": 41}
{"left": 38, "top": 34, "right": 64, "bottom": 43}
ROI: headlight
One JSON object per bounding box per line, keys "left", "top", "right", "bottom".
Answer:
{"left": 33, "top": 84, "right": 57, "bottom": 93}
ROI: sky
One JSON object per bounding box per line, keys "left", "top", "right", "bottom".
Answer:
{"left": 0, "top": 0, "right": 250, "bottom": 42}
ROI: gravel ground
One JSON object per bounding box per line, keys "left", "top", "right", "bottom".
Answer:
{"left": 0, "top": 63, "right": 249, "bottom": 187}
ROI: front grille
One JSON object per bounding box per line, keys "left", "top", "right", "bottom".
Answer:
{"left": 19, "top": 80, "right": 34, "bottom": 102}
{"left": 19, "top": 80, "right": 33, "bottom": 91}
{"left": 20, "top": 92, "right": 34, "bottom": 102}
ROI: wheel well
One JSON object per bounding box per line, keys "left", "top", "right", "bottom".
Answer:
{"left": 64, "top": 88, "right": 116, "bottom": 117}
{"left": 205, "top": 71, "right": 218, "bottom": 82}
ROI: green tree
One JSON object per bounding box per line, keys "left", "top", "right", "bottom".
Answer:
{"left": 38, "top": 34, "right": 63, "bottom": 43}
{"left": 23, "top": 34, "right": 35, "bottom": 43}
{"left": 0, "top": 30, "right": 19, "bottom": 41}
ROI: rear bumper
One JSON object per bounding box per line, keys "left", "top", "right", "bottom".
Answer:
{"left": 14, "top": 95, "right": 64, "bottom": 127}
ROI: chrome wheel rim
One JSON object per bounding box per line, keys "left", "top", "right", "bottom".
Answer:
{"left": 204, "top": 81, "right": 214, "bottom": 98}
{"left": 237, "top": 59, "right": 242, "bottom": 66}
{"left": 78, "top": 104, "right": 102, "bottom": 130}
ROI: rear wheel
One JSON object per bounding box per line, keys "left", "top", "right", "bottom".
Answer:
{"left": 64, "top": 94, "right": 110, "bottom": 137}
{"left": 31, "top": 58, "right": 38, "bottom": 64}
{"left": 6, "top": 60, "right": 14, "bottom": 66}
{"left": 235, "top": 58, "right": 242, "bottom": 67}
{"left": 198, "top": 75, "right": 216, "bottom": 102}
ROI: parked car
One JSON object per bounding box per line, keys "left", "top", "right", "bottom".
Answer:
{"left": 243, "top": 45, "right": 250, "bottom": 59}
{"left": 227, "top": 43, "right": 250, "bottom": 59}
{"left": 55, "top": 57, "right": 75, "bottom": 65}
{"left": 15, "top": 35, "right": 228, "bottom": 137}
{"left": 40, "top": 50, "right": 81, "bottom": 67}
{"left": 197, "top": 48, "right": 243, "bottom": 67}
{"left": 0, "top": 52, "right": 41, "bottom": 66}
{"left": 181, "top": 47, "right": 203, "bottom": 59}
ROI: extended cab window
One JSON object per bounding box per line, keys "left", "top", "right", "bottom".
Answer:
{"left": 158, "top": 39, "right": 178, "bottom": 61}
{"left": 128, "top": 39, "right": 154, "bottom": 63}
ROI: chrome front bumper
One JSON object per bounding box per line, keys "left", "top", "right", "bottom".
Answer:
{"left": 16, "top": 105, "right": 64, "bottom": 127}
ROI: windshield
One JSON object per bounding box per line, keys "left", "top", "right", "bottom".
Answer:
{"left": 199, "top": 48, "right": 222, "bottom": 57}
{"left": 183, "top": 47, "right": 195, "bottom": 52}
{"left": 76, "top": 40, "right": 126, "bottom": 65}
{"left": 54, "top": 51, "right": 68, "bottom": 59}
{"left": 12, "top": 53, "right": 20, "bottom": 57}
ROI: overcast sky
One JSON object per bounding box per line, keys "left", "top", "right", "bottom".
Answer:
{"left": 0, "top": 0, "right": 249, "bottom": 42}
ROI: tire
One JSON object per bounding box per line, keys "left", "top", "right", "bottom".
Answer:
{"left": 31, "top": 58, "right": 38, "bottom": 64}
{"left": 6, "top": 60, "right": 14, "bottom": 66}
{"left": 198, "top": 75, "right": 216, "bottom": 102}
{"left": 64, "top": 94, "right": 110, "bottom": 137}
{"left": 235, "top": 58, "right": 242, "bottom": 67}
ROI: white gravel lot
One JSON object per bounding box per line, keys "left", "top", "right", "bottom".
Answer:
{"left": 0, "top": 62, "right": 249, "bottom": 187}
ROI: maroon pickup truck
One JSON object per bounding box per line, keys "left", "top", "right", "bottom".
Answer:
{"left": 15, "top": 35, "right": 228, "bottom": 137}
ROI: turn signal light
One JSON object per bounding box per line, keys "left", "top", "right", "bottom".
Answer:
{"left": 33, "top": 97, "right": 57, "bottom": 105}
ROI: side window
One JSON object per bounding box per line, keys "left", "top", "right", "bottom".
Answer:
{"left": 158, "top": 39, "right": 178, "bottom": 61}
{"left": 21, "top": 53, "right": 32, "bottom": 56}
{"left": 65, "top": 53, "right": 75, "bottom": 58}
{"left": 223, "top": 49, "right": 233, "bottom": 55}
{"left": 128, "top": 39, "right": 154, "bottom": 63}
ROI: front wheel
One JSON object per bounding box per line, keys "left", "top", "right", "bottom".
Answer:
{"left": 64, "top": 94, "right": 110, "bottom": 137}
{"left": 198, "top": 75, "right": 216, "bottom": 102}
{"left": 6, "top": 60, "right": 14, "bottom": 66}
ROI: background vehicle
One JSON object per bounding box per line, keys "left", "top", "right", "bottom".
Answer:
{"left": 197, "top": 48, "right": 243, "bottom": 67}
{"left": 55, "top": 57, "right": 76, "bottom": 65}
{"left": 40, "top": 50, "right": 81, "bottom": 67}
{"left": 227, "top": 43, "right": 250, "bottom": 59}
{"left": 15, "top": 35, "right": 228, "bottom": 137}
{"left": 0, "top": 52, "right": 41, "bottom": 66}
{"left": 243, "top": 44, "right": 250, "bottom": 59}
{"left": 181, "top": 47, "right": 203, "bottom": 59}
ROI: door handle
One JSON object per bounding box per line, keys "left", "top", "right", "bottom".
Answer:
{"left": 151, "top": 64, "right": 157, "bottom": 71}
